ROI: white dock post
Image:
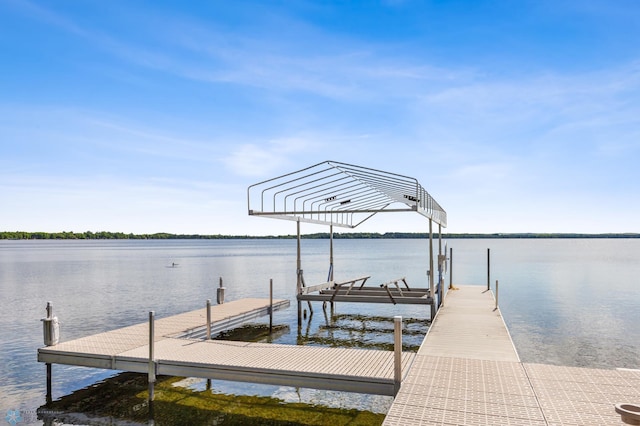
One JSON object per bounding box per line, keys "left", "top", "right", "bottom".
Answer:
{"left": 206, "top": 299, "right": 212, "bottom": 340}
{"left": 394, "top": 316, "right": 402, "bottom": 395}
{"left": 487, "top": 248, "right": 491, "bottom": 291}
{"left": 494, "top": 280, "right": 499, "bottom": 311}
{"left": 217, "top": 277, "right": 225, "bottom": 304}
{"left": 148, "top": 311, "right": 155, "bottom": 421}
{"left": 449, "top": 247, "right": 453, "bottom": 289}
{"left": 269, "top": 278, "right": 273, "bottom": 333}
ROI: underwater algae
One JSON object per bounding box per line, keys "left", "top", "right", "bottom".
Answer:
{"left": 45, "top": 372, "right": 384, "bottom": 425}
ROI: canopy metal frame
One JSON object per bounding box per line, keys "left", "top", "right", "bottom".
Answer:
{"left": 247, "top": 160, "right": 448, "bottom": 325}
{"left": 247, "top": 160, "right": 446, "bottom": 229}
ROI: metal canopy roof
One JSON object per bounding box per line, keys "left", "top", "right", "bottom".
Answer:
{"left": 248, "top": 160, "right": 447, "bottom": 229}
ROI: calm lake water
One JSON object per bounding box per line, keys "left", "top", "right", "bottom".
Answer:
{"left": 1, "top": 238, "right": 639, "bottom": 424}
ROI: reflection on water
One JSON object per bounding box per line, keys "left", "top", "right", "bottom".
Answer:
{"left": 39, "top": 317, "right": 415, "bottom": 425}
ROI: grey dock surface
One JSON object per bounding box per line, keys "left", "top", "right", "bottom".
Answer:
{"left": 384, "top": 285, "right": 640, "bottom": 425}
{"left": 38, "top": 298, "right": 416, "bottom": 396}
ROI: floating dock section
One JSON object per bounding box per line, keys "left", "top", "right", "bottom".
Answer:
{"left": 38, "top": 298, "right": 416, "bottom": 397}
{"left": 38, "top": 298, "right": 289, "bottom": 370}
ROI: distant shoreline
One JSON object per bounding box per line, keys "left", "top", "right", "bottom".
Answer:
{"left": 1, "top": 231, "right": 639, "bottom": 240}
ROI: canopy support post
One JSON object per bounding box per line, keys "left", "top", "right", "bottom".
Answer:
{"left": 297, "top": 219, "right": 302, "bottom": 327}
{"left": 429, "top": 218, "right": 435, "bottom": 319}
{"left": 329, "top": 224, "right": 334, "bottom": 309}
{"left": 438, "top": 223, "right": 443, "bottom": 307}
{"left": 329, "top": 224, "right": 334, "bottom": 282}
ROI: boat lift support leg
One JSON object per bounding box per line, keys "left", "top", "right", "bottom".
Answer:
{"left": 429, "top": 219, "right": 436, "bottom": 319}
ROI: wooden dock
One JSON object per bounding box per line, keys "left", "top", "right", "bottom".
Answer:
{"left": 38, "top": 298, "right": 416, "bottom": 397}
{"left": 383, "top": 285, "right": 640, "bottom": 425}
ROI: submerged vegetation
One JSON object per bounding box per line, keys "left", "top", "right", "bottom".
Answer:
{"left": 43, "top": 373, "right": 384, "bottom": 426}
{"left": 2, "top": 230, "right": 639, "bottom": 240}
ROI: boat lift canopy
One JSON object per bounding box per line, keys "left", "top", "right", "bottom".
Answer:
{"left": 247, "top": 160, "right": 446, "bottom": 229}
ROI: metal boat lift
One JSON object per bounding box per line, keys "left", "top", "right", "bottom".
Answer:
{"left": 248, "top": 160, "right": 447, "bottom": 325}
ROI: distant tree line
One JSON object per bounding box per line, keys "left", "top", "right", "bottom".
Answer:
{"left": 0, "top": 231, "right": 267, "bottom": 240}
{"left": 1, "top": 231, "right": 638, "bottom": 240}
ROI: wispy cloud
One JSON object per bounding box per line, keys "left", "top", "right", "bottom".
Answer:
{"left": 416, "top": 62, "right": 640, "bottom": 152}
{"left": 7, "top": 1, "right": 464, "bottom": 103}
{"left": 4, "top": 0, "right": 88, "bottom": 36}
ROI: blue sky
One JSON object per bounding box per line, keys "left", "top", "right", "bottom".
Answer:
{"left": 1, "top": 0, "right": 639, "bottom": 235}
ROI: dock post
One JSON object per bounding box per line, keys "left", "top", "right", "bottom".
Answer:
{"left": 46, "top": 363, "right": 52, "bottom": 405}
{"left": 487, "top": 248, "right": 491, "bottom": 291}
{"left": 438, "top": 224, "right": 443, "bottom": 307}
{"left": 394, "top": 316, "right": 402, "bottom": 395}
{"left": 297, "top": 219, "right": 302, "bottom": 327}
{"left": 269, "top": 278, "right": 273, "bottom": 333}
{"left": 148, "top": 311, "right": 155, "bottom": 421}
{"left": 44, "top": 301, "right": 53, "bottom": 404}
{"left": 206, "top": 299, "right": 211, "bottom": 340}
{"left": 217, "top": 277, "right": 225, "bottom": 304}
{"left": 449, "top": 247, "right": 453, "bottom": 290}
{"left": 204, "top": 283, "right": 214, "bottom": 389}
{"left": 438, "top": 224, "right": 442, "bottom": 292}
{"left": 494, "top": 280, "right": 499, "bottom": 311}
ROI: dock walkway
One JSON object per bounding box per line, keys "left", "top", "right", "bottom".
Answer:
{"left": 384, "top": 285, "right": 640, "bottom": 425}
{"left": 38, "top": 298, "right": 416, "bottom": 397}
{"left": 38, "top": 298, "right": 290, "bottom": 368}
